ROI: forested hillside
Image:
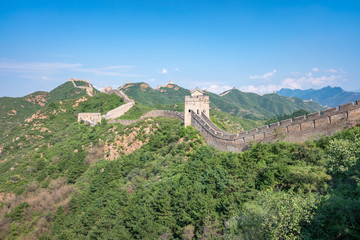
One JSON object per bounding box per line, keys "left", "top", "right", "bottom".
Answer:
{"left": 0, "top": 82, "right": 91, "bottom": 138}
{"left": 0, "top": 86, "right": 359, "bottom": 239}
{"left": 120, "top": 82, "right": 324, "bottom": 120}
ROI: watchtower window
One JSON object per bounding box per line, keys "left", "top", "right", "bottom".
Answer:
{"left": 197, "top": 109, "right": 200, "bottom": 114}
{"left": 188, "top": 110, "right": 191, "bottom": 112}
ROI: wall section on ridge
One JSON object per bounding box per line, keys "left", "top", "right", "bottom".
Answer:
{"left": 190, "top": 100, "right": 360, "bottom": 152}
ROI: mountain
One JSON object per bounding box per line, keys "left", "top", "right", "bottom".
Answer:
{"left": 0, "top": 81, "right": 97, "bottom": 138}
{"left": 0, "top": 80, "right": 358, "bottom": 239}
{"left": 120, "top": 82, "right": 324, "bottom": 120}
{"left": 213, "top": 89, "right": 323, "bottom": 119}
{"left": 277, "top": 86, "right": 360, "bottom": 107}
{"left": 120, "top": 82, "right": 190, "bottom": 105}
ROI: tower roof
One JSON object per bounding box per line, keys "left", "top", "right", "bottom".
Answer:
{"left": 190, "top": 87, "right": 204, "bottom": 97}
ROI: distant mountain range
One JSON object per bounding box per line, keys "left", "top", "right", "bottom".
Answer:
{"left": 277, "top": 86, "right": 360, "bottom": 107}
{"left": 120, "top": 82, "right": 324, "bottom": 120}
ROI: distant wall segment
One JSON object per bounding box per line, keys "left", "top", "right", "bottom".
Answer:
{"left": 69, "top": 79, "right": 95, "bottom": 96}
{"left": 78, "top": 113, "right": 101, "bottom": 127}
{"left": 77, "top": 86, "right": 136, "bottom": 125}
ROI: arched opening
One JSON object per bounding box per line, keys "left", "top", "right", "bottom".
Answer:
{"left": 197, "top": 109, "right": 200, "bottom": 114}
{"left": 188, "top": 109, "right": 191, "bottom": 113}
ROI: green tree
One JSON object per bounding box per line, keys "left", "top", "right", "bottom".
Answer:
{"left": 225, "top": 191, "right": 319, "bottom": 240}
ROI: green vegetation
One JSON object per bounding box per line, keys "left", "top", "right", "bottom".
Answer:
{"left": 78, "top": 92, "right": 124, "bottom": 115}
{"left": 210, "top": 109, "right": 264, "bottom": 132}
{"left": 120, "top": 82, "right": 190, "bottom": 106}
{"left": 213, "top": 90, "right": 323, "bottom": 120}
{"left": 48, "top": 81, "right": 89, "bottom": 102}
{"left": 154, "top": 102, "right": 185, "bottom": 112}
{"left": 118, "top": 103, "right": 154, "bottom": 120}
{"left": 72, "top": 80, "right": 89, "bottom": 87}
{"left": 121, "top": 82, "right": 324, "bottom": 121}
{"left": 264, "top": 109, "right": 310, "bottom": 125}
{"left": 0, "top": 81, "right": 89, "bottom": 138}
{"left": 0, "top": 81, "right": 359, "bottom": 239}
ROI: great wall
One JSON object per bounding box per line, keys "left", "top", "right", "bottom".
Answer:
{"left": 77, "top": 80, "right": 360, "bottom": 152}
{"left": 69, "top": 79, "right": 95, "bottom": 97}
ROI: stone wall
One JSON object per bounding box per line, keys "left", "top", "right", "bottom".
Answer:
{"left": 76, "top": 84, "right": 360, "bottom": 152}
{"left": 69, "top": 79, "right": 95, "bottom": 96}
{"left": 78, "top": 113, "right": 101, "bottom": 126}
{"left": 102, "top": 87, "right": 136, "bottom": 120}
{"left": 103, "top": 87, "right": 133, "bottom": 103}
{"left": 103, "top": 102, "right": 135, "bottom": 120}
{"left": 189, "top": 100, "right": 360, "bottom": 152}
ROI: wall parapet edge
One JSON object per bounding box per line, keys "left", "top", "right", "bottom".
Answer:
{"left": 188, "top": 99, "right": 360, "bottom": 151}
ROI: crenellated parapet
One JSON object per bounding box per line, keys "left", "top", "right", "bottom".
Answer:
{"left": 189, "top": 100, "right": 360, "bottom": 152}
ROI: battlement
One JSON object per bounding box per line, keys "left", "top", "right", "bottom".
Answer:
{"left": 189, "top": 99, "right": 360, "bottom": 152}
{"left": 185, "top": 95, "right": 210, "bottom": 102}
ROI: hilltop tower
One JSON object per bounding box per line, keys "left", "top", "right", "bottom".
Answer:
{"left": 184, "top": 88, "right": 210, "bottom": 127}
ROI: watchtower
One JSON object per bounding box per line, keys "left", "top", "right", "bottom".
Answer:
{"left": 184, "top": 88, "right": 210, "bottom": 127}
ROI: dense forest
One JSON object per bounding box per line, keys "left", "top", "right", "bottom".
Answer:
{"left": 0, "top": 85, "right": 359, "bottom": 239}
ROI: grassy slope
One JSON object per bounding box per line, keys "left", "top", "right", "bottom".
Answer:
{"left": 219, "top": 89, "right": 324, "bottom": 119}
{"left": 210, "top": 110, "right": 264, "bottom": 132}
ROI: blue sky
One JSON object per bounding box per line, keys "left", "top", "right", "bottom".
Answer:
{"left": 1, "top": 0, "right": 359, "bottom": 97}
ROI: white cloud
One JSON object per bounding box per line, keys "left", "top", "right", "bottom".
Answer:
{"left": 281, "top": 74, "right": 340, "bottom": 89}
{"left": 281, "top": 78, "right": 303, "bottom": 89}
{"left": 100, "top": 65, "right": 134, "bottom": 70}
{"left": 0, "top": 61, "right": 82, "bottom": 74}
{"left": 0, "top": 61, "right": 143, "bottom": 78}
{"left": 174, "top": 68, "right": 180, "bottom": 71}
{"left": 312, "top": 67, "right": 319, "bottom": 72}
{"left": 240, "top": 84, "right": 279, "bottom": 94}
{"left": 205, "top": 84, "right": 232, "bottom": 94}
{"left": 249, "top": 69, "right": 277, "bottom": 80}
{"left": 325, "top": 68, "right": 337, "bottom": 73}
{"left": 160, "top": 68, "right": 168, "bottom": 74}
{"left": 76, "top": 66, "right": 143, "bottom": 77}
{"left": 239, "top": 68, "right": 347, "bottom": 94}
